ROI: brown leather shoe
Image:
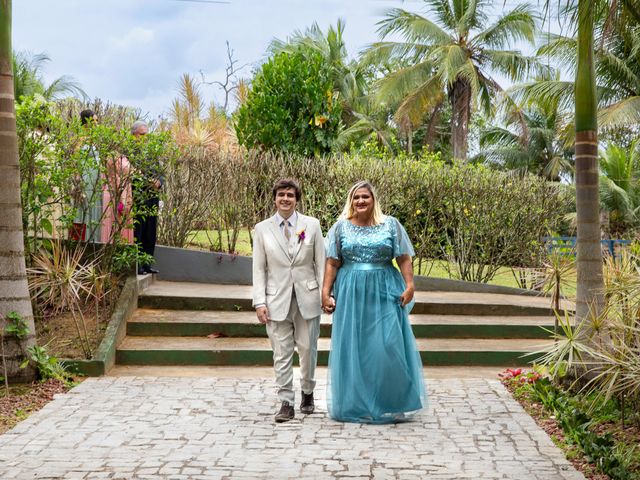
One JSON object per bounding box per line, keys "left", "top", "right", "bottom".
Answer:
{"left": 275, "top": 401, "right": 294, "bottom": 423}
{"left": 300, "top": 392, "right": 315, "bottom": 414}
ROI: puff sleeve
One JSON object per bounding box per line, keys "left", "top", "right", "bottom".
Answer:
{"left": 391, "top": 217, "right": 415, "bottom": 258}
{"left": 325, "top": 220, "right": 343, "bottom": 261}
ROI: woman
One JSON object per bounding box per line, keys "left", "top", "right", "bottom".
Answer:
{"left": 322, "top": 181, "right": 426, "bottom": 423}
{"left": 100, "top": 154, "right": 134, "bottom": 244}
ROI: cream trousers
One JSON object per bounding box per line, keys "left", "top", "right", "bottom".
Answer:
{"left": 266, "top": 293, "right": 321, "bottom": 404}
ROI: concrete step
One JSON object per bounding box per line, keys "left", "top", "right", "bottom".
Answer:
{"left": 108, "top": 365, "right": 508, "bottom": 379}
{"left": 138, "top": 281, "right": 568, "bottom": 317}
{"left": 127, "top": 309, "right": 558, "bottom": 339}
{"left": 116, "top": 336, "right": 550, "bottom": 367}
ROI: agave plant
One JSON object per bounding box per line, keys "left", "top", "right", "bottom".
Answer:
{"left": 533, "top": 247, "right": 577, "bottom": 335}
{"left": 539, "top": 251, "right": 640, "bottom": 426}
{"left": 532, "top": 310, "right": 598, "bottom": 379}
{"left": 27, "top": 241, "right": 97, "bottom": 359}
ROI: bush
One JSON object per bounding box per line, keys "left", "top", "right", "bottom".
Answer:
{"left": 235, "top": 50, "right": 342, "bottom": 156}
{"left": 158, "top": 149, "right": 567, "bottom": 282}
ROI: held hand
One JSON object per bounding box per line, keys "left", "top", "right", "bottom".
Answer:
{"left": 322, "top": 293, "right": 336, "bottom": 314}
{"left": 399, "top": 285, "right": 414, "bottom": 307}
{"left": 256, "top": 306, "right": 270, "bottom": 324}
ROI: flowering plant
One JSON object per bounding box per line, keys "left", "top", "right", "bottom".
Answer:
{"left": 297, "top": 228, "right": 306, "bottom": 243}
{"left": 499, "top": 368, "right": 541, "bottom": 384}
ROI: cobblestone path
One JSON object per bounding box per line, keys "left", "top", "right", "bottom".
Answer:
{"left": 0, "top": 377, "right": 584, "bottom": 479}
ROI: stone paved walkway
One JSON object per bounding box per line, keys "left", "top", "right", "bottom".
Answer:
{"left": 0, "top": 376, "right": 584, "bottom": 479}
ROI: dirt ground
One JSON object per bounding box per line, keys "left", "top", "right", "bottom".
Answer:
{"left": 33, "top": 277, "right": 124, "bottom": 360}
{"left": 35, "top": 305, "right": 110, "bottom": 360}
{"left": 0, "top": 380, "right": 71, "bottom": 435}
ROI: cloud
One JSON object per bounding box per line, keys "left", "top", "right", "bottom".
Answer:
{"left": 108, "top": 27, "right": 155, "bottom": 52}
{"left": 14, "top": 0, "right": 490, "bottom": 117}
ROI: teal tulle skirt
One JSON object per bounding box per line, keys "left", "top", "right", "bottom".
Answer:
{"left": 327, "top": 261, "right": 427, "bottom": 424}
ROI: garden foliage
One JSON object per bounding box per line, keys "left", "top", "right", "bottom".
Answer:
{"left": 159, "top": 148, "right": 568, "bottom": 283}
{"left": 504, "top": 370, "right": 637, "bottom": 479}
{"left": 234, "top": 50, "right": 342, "bottom": 156}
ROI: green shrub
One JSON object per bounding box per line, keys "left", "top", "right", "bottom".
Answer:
{"left": 159, "top": 149, "right": 568, "bottom": 283}
{"left": 235, "top": 50, "right": 342, "bottom": 156}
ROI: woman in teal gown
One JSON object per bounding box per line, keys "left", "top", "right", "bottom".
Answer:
{"left": 322, "top": 181, "right": 426, "bottom": 424}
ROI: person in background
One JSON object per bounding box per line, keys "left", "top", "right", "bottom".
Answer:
{"left": 100, "top": 120, "right": 134, "bottom": 245}
{"left": 130, "top": 120, "right": 163, "bottom": 275}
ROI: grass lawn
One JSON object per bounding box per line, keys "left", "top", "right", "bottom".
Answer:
{"left": 185, "top": 228, "right": 578, "bottom": 299}
{"left": 186, "top": 229, "right": 253, "bottom": 256}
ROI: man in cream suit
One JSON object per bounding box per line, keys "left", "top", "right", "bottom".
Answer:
{"left": 252, "top": 179, "right": 325, "bottom": 423}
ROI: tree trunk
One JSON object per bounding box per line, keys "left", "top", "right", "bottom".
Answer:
{"left": 0, "top": 0, "right": 36, "bottom": 381}
{"left": 575, "top": 0, "right": 604, "bottom": 322}
{"left": 450, "top": 78, "right": 471, "bottom": 161}
{"left": 423, "top": 100, "right": 444, "bottom": 151}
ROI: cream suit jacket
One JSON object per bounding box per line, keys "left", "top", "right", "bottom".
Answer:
{"left": 252, "top": 213, "right": 325, "bottom": 320}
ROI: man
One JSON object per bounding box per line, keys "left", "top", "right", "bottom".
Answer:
{"left": 252, "top": 179, "right": 325, "bottom": 423}
{"left": 130, "top": 120, "right": 163, "bottom": 275}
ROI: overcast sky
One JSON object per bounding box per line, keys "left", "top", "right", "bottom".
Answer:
{"left": 13, "top": 0, "right": 552, "bottom": 120}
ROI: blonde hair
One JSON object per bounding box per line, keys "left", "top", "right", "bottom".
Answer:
{"left": 339, "top": 181, "right": 385, "bottom": 225}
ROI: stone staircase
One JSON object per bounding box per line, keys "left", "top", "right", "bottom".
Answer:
{"left": 114, "top": 280, "right": 565, "bottom": 368}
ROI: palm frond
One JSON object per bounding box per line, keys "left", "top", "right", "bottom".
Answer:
{"left": 472, "top": 4, "right": 537, "bottom": 50}
{"left": 336, "top": 115, "right": 393, "bottom": 151}
{"left": 425, "top": 0, "right": 455, "bottom": 29}
{"left": 479, "top": 126, "right": 519, "bottom": 148}
{"left": 456, "top": 0, "right": 488, "bottom": 34}
{"left": 376, "top": 8, "right": 451, "bottom": 45}
{"left": 375, "top": 61, "right": 438, "bottom": 106}
{"left": 43, "top": 75, "right": 87, "bottom": 101}
{"left": 596, "top": 49, "right": 640, "bottom": 98}
{"left": 482, "top": 50, "right": 549, "bottom": 82}
{"left": 361, "top": 41, "right": 431, "bottom": 67}
{"left": 600, "top": 176, "right": 633, "bottom": 216}
{"left": 536, "top": 33, "right": 578, "bottom": 74}
{"left": 508, "top": 80, "right": 575, "bottom": 113}
{"left": 437, "top": 44, "right": 472, "bottom": 85}
{"left": 393, "top": 76, "right": 446, "bottom": 125}
{"left": 598, "top": 96, "right": 640, "bottom": 128}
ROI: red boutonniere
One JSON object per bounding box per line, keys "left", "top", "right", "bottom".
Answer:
{"left": 297, "top": 228, "right": 306, "bottom": 243}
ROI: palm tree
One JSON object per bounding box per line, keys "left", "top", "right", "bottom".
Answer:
{"left": 269, "top": 19, "right": 368, "bottom": 127}
{"left": 13, "top": 50, "right": 85, "bottom": 102}
{"left": 513, "top": 23, "right": 640, "bottom": 131}
{"left": 367, "top": 0, "right": 544, "bottom": 160}
{"left": 575, "top": 0, "right": 605, "bottom": 322}
{"left": 477, "top": 87, "right": 574, "bottom": 180}
{"left": 0, "top": 0, "right": 36, "bottom": 381}
{"left": 599, "top": 140, "right": 640, "bottom": 235}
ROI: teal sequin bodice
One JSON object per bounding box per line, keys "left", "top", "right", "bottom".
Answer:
{"left": 340, "top": 219, "right": 395, "bottom": 264}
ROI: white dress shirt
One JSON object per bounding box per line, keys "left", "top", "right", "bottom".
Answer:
{"left": 275, "top": 211, "right": 298, "bottom": 240}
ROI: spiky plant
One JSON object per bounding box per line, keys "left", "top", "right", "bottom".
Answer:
{"left": 534, "top": 247, "right": 577, "bottom": 335}
{"left": 27, "top": 241, "right": 96, "bottom": 358}
{"left": 532, "top": 310, "right": 598, "bottom": 378}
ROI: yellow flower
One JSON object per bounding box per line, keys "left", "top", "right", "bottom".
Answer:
{"left": 314, "top": 115, "right": 328, "bottom": 127}
{"left": 415, "top": 209, "right": 422, "bottom": 215}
